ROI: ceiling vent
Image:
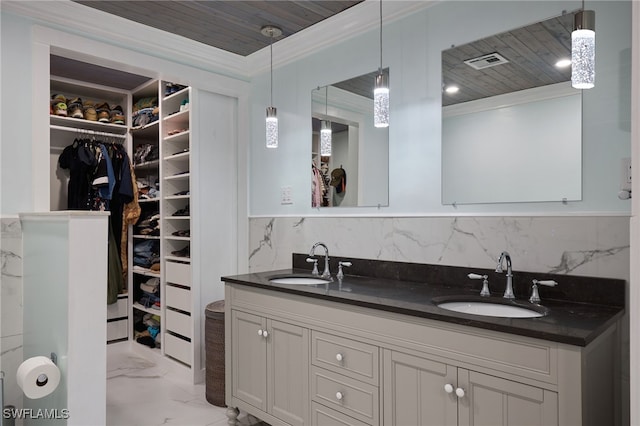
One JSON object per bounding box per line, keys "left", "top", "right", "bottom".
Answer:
{"left": 464, "top": 52, "right": 509, "bottom": 70}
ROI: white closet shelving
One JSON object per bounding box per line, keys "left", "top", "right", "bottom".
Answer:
{"left": 50, "top": 76, "right": 130, "bottom": 343}
{"left": 50, "top": 67, "right": 226, "bottom": 384}
{"left": 160, "top": 84, "right": 194, "bottom": 367}
{"left": 130, "top": 80, "right": 162, "bottom": 351}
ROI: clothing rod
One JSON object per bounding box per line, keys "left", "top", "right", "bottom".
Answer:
{"left": 50, "top": 125, "right": 127, "bottom": 139}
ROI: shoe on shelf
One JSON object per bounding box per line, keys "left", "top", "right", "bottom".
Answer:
{"left": 51, "top": 94, "right": 67, "bottom": 116}
{"left": 95, "top": 102, "right": 111, "bottom": 123}
{"left": 171, "top": 245, "right": 190, "bottom": 258}
{"left": 172, "top": 204, "right": 190, "bottom": 216}
{"left": 67, "top": 97, "right": 84, "bottom": 119}
{"left": 83, "top": 101, "right": 97, "bottom": 121}
{"left": 171, "top": 229, "right": 190, "bottom": 237}
{"left": 110, "top": 105, "right": 125, "bottom": 125}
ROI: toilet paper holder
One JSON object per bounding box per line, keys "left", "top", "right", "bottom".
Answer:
{"left": 50, "top": 352, "right": 57, "bottom": 365}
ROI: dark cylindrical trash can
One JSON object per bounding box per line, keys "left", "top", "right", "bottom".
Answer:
{"left": 205, "top": 300, "right": 226, "bottom": 407}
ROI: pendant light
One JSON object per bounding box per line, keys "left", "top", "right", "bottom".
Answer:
{"left": 374, "top": 0, "right": 389, "bottom": 128}
{"left": 320, "top": 86, "right": 332, "bottom": 156}
{"left": 571, "top": 4, "right": 595, "bottom": 89}
{"left": 262, "top": 25, "right": 282, "bottom": 148}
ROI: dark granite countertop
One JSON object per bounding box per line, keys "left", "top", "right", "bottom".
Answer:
{"left": 222, "top": 255, "right": 625, "bottom": 347}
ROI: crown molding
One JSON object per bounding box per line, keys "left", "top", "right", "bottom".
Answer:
{"left": 1, "top": 0, "right": 250, "bottom": 80}
{"left": 1, "top": 0, "right": 435, "bottom": 79}
{"left": 246, "top": 0, "right": 436, "bottom": 75}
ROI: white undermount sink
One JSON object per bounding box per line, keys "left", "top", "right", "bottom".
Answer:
{"left": 269, "top": 276, "right": 331, "bottom": 285}
{"left": 435, "top": 298, "right": 546, "bottom": 318}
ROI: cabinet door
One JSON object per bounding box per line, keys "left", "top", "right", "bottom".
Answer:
{"left": 457, "top": 369, "right": 558, "bottom": 426}
{"left": 267, "top": 319, "right": 310, "bottom": 426}
{"left": 383, "top": 349, "right": 457, "bottom": 426}
{"left": 231, "top": 310, "right": 267, "bottom": 410}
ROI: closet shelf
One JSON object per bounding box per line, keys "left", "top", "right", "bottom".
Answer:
{"left": 132, "top": 267, "right": 161, "bottom": 277}
{"left": 133, "top": 302, "right": 161, "bottom": 315}
{"left": 165, "top": 216, "right": 191, "bottom": 221}
{"left": 132, "top": 234, "right": 160, "bottom": 240}
{"left": 164, "top": 131, "right": 190, "bottom": 142}
{"left": 130, "top": 120, "right": 159, "bottom": 137}
{"left": 165, "top": 255, "right": 191, "bottom": 263}
{"left": 164, "top": 173, "right": 190, "bottom": 181}
{"left": 164, "top": 195, "right": 190, "bottom": 201}
{"left": 163, "top": 109, "right": 189, "bottom": 126}
{"left": 134, "top": 159, "right": 160, "bottom": 170}
{"left": 138, "top": 198, "right": 160, "bottom": 204}
{"left": 165, "top": 236, "right": 190, "bottom": 242}
{"left": 50, "top": 115, "right": 128, "bottom": 135}
{"left": 163, "top": 86, "right": 189, "bottom": 101}
{"left": 164, "top": 152, "right": 190, "bottom": 161}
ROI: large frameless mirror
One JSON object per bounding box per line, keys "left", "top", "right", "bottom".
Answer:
{"left": 441, "top": 12, "right": 582, "bottom": 205}
{"left": 311, "top": 70, "right": 389, "bottom": 208}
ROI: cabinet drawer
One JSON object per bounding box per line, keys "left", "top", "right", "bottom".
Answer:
{"left": 166, "top": 308, "right": 192, "bottom": 338}
{"left": 107, "top": 297, "right": 128, "bottom": 320}
{"left": 311, "top": 402, "right": 371, "bottom": 426}
{"left": 106, "top": 319, "right": 128, "bottom": 341}
{"left": 166, "top": 285, "right": 191, "bottom": 313}
{"left": 165, "top": 333, "right": 191, "bottom": 365}
{"left": 312, "top": 331, "right": 378, "bottom": 385}
{"left": 166, "top": 261, "right": 191, "bottom": 287}
{"left": 311, "top": 366, "right": 378, "bottom": 426}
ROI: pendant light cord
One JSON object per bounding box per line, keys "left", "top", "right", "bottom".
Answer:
{"left": 325, "top": 86, "right": 328, "bottom": 115}
{"left": 379, "top": 0, "right": 383, "bottom": 73}
{"left": 270, "top": 33, "right": 274, "bottom": 107}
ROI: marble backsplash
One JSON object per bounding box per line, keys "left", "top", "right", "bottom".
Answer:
{"left": 248, "top": 216, "right": 631, "bottom": 283}
{"left": 1, "top": 216, "right": 23, "bottom": 410}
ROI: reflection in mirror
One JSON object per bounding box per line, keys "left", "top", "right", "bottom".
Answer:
{"left": 311, "top": 70, "right": 389, "bottom": 208}
{"left": 441, "top": 12, "right": 582, "bottom": 205}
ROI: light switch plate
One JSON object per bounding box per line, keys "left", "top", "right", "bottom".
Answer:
{"left": 281, "top": 186, "right": 293, "bottom": 205}
{"left": 621, "top": 157, "right": 631, "bottom": 191}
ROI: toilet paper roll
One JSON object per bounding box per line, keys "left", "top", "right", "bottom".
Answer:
{"left": 16, "top": 356, "right": 61, "bottom": 399}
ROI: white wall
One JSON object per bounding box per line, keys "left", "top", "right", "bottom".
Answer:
{"left": 249, "top": 0, "right": 632, "bottom": 216}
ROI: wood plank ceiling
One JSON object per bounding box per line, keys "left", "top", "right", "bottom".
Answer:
{"left": 72, "top": 0, "right": 363, "bottom": 56}
{"left": 442, "top": 12, "right": 574, "bottom": 106}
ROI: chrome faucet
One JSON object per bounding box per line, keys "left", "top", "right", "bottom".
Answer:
{"left": 495, "top": 251, "right": 515, "bottom": 299}
{"left": 309, "top": 242, "right": 332, "bottom": 280}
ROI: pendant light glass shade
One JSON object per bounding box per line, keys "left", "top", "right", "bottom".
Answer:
{"left": 266, "top": 106, "right": 278, "bottom": 148}
{"left": 374, "top": 72, "right": 389, "bottom": 128}
{"left": 571, "top": 10, "right": 595, "bottom": 89}
{"left": 320, "top": 120, "right": 332, "bottom": 156}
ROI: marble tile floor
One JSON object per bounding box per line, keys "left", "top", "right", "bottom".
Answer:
{"left": 107, "top": 345, "right": 261, "bottom": 426}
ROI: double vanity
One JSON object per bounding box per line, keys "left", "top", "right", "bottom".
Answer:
{"left": 222, "top": 253, "right": 624, "bottom": 426}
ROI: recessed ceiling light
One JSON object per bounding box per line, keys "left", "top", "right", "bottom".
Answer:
{"left": 555, "top": 58, "right": 572, "bottom": 68}
{"left": 445, "top": 85, "right": 460, "bottom": 94}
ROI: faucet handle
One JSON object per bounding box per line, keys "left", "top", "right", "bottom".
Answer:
{"left": 468, "top": 273, "right": 490, "bottom": 297}
{"left": 337, "top": 261, "right": 352, "bottom": 280}
{"left": 306, "top": 257, "right": 319, "bottom": 275}
{"left": 529, "top": 279, "right": 558, "bottom": 304}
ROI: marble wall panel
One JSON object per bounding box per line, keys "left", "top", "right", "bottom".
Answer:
{"left": 248, "top": 216, "right": 631, "bottom": 282}
{"left": 1, "top": 216, "right": 23, "bottom": 409}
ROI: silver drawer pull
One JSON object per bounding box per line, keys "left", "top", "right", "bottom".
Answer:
{"left": 335, "top": 353, "right": 344, "bottom": 362}
{"left": 335, "top": 391, "right": 344, "bottom": 401}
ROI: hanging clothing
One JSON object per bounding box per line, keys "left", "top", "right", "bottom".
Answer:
{"left": 58, "top": 138, "right": 138, "bottom": 304}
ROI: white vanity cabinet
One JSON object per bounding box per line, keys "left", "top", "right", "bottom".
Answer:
{"left": 231, "top": 309, "right": 310, "bottom": 426}
{"left": 225, "top": 282, "right": 618, "bottom": 426}
{"left": 383, "top": 349, "right": 557, "bottom": 426}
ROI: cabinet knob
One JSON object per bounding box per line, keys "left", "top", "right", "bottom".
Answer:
{"left": 455, "top": 387, "right": 465, "bottom": 398}
{"left": 335, "top": 391, "right": 343, "bottom": 401}
{"left": 262, "top": 330, "right": 269, "bottom": 338}
{"left": 444, "top": 384, "right": 454, "bottom": 394}
{"left": 335, "top": 353, "right": 344, "bottom": 362}
{"left": 258, "top": 329, "right": 263, "bottom": 336}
